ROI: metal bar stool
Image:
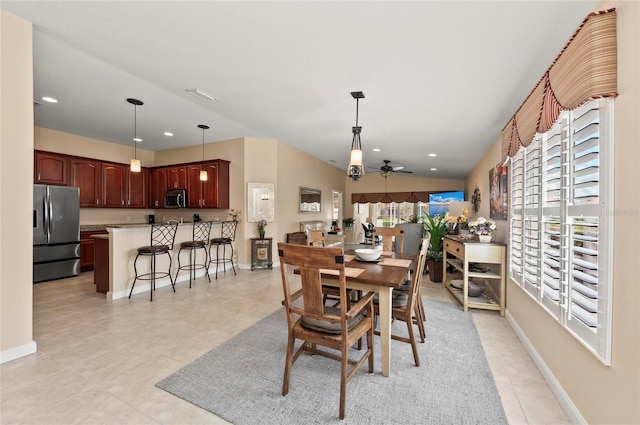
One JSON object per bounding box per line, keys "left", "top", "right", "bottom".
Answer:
{"left": 175, "top": 221, "right": 213, "bottom": 287}
{"left": 129, "top": 222, "right": 178, "bottom": 301}
{"left": 208, "top": 221, "right": 238, "bottom": 279}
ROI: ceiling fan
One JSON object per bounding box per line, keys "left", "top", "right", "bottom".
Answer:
{"left": 377, "top": 160, "right": 413, "bottom": 178}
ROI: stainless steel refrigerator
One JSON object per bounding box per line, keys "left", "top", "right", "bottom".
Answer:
{"left": 33, "top": 184, "right": 81, "bottom": 283}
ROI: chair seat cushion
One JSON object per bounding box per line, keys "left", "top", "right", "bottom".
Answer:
{"left": 137, "top": 245, "right": 170, "bottom": 254}
{"left": 210, "top": 237, "right": 232, "bottom": 244}
{"left": 397, "top": 279, "right": 411, "bottom": 292}
{"left": 373, "top": 290, "right": 409, "bottom": 308}
{"left": 180, "top": 240, "right": 206, "bottom": 248}
{"left": 301, "top": 306, "right": 364, "bottom": 334}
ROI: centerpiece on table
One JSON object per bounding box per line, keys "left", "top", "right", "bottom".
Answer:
{"left": 468, "top": 217, "right": 496, "bottom": 243}
{"left": 257, "top": 219, "right": 267, "bottom": 239}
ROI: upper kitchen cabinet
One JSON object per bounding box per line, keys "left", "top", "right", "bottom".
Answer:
{"left": 70, "top": 158, "right": 101, "bottom": 207}
{"left": 186, "top": 160, "right": 230, "bottom": 208}
{"left": 127, "top": 168, "right": 149, "bottom": 208}
{"left": 102, "top": 162, "right": 127, "bottom": 207}
{"left": 34, "top": 151, "right": 69, "bottom": 185}
{"left": 150, "top": 168, "right": 167, "bottom": 208}
{"left": 166, "top": 165, "right": 187, "bottom": 189}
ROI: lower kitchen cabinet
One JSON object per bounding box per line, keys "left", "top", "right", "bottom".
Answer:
{"left": 80, "top": 230, "right": 108, "bottom": 272}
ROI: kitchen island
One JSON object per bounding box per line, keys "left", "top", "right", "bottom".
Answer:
{"left": 95, "top": 222, "right": 224, "bottom": 300}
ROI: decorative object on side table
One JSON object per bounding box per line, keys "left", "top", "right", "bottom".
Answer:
{"left": 468, "top": 217, "right": 496, "bottom": 243}
{"left": 467, "top": 281, "right": 485, "bottom": 297}
{"left": 342, "top": 217, "right": 354, "bottom": 229}
{"left": 257, "top": 219, "right": 267, "bottom": 239}
{"left": 228, "top": 208, "right": 240, "bottom": 222}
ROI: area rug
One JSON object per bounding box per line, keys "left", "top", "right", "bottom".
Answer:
{"left": 156, "top": 298, "right": 507, "bottom": 425}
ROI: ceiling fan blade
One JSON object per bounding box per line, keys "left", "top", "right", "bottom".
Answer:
{"left": 392, "top": 166, "right": 405, "bottom": 171}
{"left": 396, "top": 170, "right": 413, "bottom": 173}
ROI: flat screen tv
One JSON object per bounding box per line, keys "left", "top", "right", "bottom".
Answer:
{"left": 429, "top": 191, "right": 464, "bottom": 217}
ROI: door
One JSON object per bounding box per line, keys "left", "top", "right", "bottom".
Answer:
{"left": 150, "top": 168, "right": 167, "bottom": 208}
{"left": 201, "top": 162, "right": 219, "bottom": 207}
{"left": 102, "top": 163, "right": 126, "bottom": 207}
{"left": 127, "top": 168, "right": 148, "bottom": 208}
{"left": 33, "top": 184, "right": 47, "bottom": 246}
{"left": 71, "top": 158, "right": 101, "bottom": 207}
{"left": 187, "top": 164, "right": 204, "bottom": 207}
{"left": 48, "top": 186, "right": 80, "bottom": 244}
{"left": 166, "top": 166, "right": 187, "bottom": 189}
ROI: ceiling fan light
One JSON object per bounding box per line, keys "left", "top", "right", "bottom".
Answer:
{"left": 130, "top": 158, "right": 141, "bottom": 172}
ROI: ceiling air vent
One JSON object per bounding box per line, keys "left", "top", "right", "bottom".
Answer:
{"left": 185, "top": 88, "right": 220, "bottom": 102}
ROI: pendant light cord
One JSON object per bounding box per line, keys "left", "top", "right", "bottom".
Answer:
{"left": 133, "top": 104, "right": 137, "bottom": 160}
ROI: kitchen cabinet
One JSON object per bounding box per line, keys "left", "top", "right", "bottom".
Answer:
{"left": 93, "top": 234, "right": 109, "bottom": 294}
{"left": 150, "top": 168, "right": 167, "bottom": 208}
{"left": 127, "top": 167, "right": 148, "bottom": 208}
{"left": 186, "top": 160, "right": 230, "bottom": 208}
{"left": 102, "top": 162, "right": 127, "bottom": 207}
{"left": 80, "top": 230, "right": 108, "bottom": 272}
{"left": 251, "top": 237, "right": 273, "bottom": 270}
{"left": 166, "top": 165, "right": 187, "bottom": 189}
{"left": 442, "top": 236, "right": 506, "bottom": 316}
{"left": 34, "top": 151, "right": 69, "bottom": 185}
{"left": 71, "top": 158, "right": 102, "bottom": 207}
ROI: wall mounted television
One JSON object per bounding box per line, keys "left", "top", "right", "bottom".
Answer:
{"left": 428, "top": 191, "right": 464, "bottom": 217}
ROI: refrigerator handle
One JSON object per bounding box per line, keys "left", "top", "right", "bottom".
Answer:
{"left": 43, "top": 196, "right": 49, "bottom": 239}
{"left": 47, "top": 195, "right": 53, "bottom": 241}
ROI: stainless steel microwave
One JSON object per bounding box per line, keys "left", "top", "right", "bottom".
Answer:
{"left": 164, "top": 189, "right": 186, "bottom": 208}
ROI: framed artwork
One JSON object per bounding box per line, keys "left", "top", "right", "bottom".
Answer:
{"left": 248, "top": 182, "right": 275, "bottom": 222}
{"left": 299, "top": 187, "right": 321, "bottom": 213}
{"left": 489, "top": 163, "right": 508, "bottom": 220}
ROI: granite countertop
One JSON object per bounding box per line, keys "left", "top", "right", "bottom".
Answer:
{"left": 80, "top": 221, "right": 211, "bottom": 232}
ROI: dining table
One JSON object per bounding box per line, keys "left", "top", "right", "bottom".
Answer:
{"left": 320, "top": 249, "right": 415, "bottom": 377}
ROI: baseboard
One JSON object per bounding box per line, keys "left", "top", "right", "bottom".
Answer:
{"left": 0, "top": 340, "right": 37, "bottom": 364}
{"left": 505, "top": 309, "right": 587, "bottom": 425}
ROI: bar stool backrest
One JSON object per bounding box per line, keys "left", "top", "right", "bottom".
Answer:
{"left": 219, "top": 221, "right": 238, "bottom": 241}
{"left": 150, "top": 223, "right": 179, "bottom": 249}
{"left": 193, "top": 221, "right": 213, "bottom": 243}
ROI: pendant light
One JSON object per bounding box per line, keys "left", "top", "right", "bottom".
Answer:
{"left": 198, "top": 124, "right": 209, "bottom": 181}
{"left": 127, "top": 98, "right": 143, "bottom": 172}
{"left": 347, "top": 91, "right": 365, "bottom": 182}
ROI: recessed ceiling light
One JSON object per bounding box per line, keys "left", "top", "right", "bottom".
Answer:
{"left": 164, "top": 132, "right": 173, "bottom": 136}
{"left": 430, "top": 168, "right": 437, "bottom": 171}
{"left": 428, "top": 153, "right": 437, "bottom": 157}
{"left": 373, "top": 148, "right": 380, "bottom": 152}
{"left": 133, "top": 137, "right": 143, "bottom": 143}
{"left": 42, "top": 96, "right": 58, "bottom": 103}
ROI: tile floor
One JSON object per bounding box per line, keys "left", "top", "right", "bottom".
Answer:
{"left": 1, "top": 264, "right": 570, "bottom": 424}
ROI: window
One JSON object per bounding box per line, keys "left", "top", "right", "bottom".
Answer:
{"left": 509, "top": 98, "right": 613, "bottom": 364}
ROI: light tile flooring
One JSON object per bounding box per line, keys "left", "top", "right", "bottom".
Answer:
{"left": 1, "top": 265, "right": 570, "bottom": 424}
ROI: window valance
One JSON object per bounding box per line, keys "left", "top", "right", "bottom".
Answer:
{"left": 502, "top": 9, "right": 617, "bottom": 162}
{"left": 351, "top": 191, "right": 435, "bottom": 204}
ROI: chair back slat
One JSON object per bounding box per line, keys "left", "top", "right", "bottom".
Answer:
{"left": 193, "top": 221, "right": 213, "bottom": 243}
{"left": 307, "top": 229, "right": 326, "bottom": 247}
{"left": 372, "top": 227, "right": 404, "bottom": 253}
{"left": 220, "top": 221, "right": 238, "bottom": 240}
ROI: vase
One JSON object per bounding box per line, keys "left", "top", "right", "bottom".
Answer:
{"left": 259, "top": 229, "right": 265, "bottom": 239}
{"left": 479, "top": 235, "right": 492, "bottom": 243}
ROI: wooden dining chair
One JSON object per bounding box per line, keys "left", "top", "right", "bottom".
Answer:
{"left": 372, "top": 227, "right": 405, "bottom": 253}
{"left": 306, "top": 229, "right": 326, "bottom": 247}
{"left": 278, "top": 242, "right": 375, "bottom": 420}
{"left": 373, "top": 238, "right": 429, "bottom": 366}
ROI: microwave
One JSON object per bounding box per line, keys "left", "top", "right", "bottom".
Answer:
{"left": 164, "top": 189, "right": 187, "bottom": 208}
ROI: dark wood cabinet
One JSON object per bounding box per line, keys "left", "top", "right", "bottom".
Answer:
{"left": 166, "top": 166, "right": 187, "bottom": 189}
{"left": 150, "top": 168, "right": 167, "bottom": 208}
{"left": 251, "top": 237, "right": 273, "bottom": 270}
{"left": 186, "top": 160, "right": 230, "bottom": 208}
{"left": 127, "top": 168, "right": 148, "bottom": 208}
{"left": 80, "top": 230, "right": 108, "bottom": 272}
{"left": 102, "top": 163, "right": 127, "bottom": 207}
{"left": 34, "top": 151, "right": 69, "bottom": 185}
{"left": 93, "top": 235, "right": 110, "bottom": 294}
{"left": 71, "top": 158, "right": 101, "bottom": 207}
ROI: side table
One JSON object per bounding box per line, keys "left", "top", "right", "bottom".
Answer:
{"left": 251, "top": 237, "right": 273, "bottom": 270}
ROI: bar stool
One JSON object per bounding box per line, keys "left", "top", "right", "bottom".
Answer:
{"left": 208, "top": 221, "right": 238, "bottom": 279}
{"left": 130, "top": 222, "right": 179, "bottom": 301}
{"left": 175, "top": 221, "right": 213, "bottom": 287}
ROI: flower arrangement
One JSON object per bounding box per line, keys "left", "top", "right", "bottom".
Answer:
{"left": 228, "top": 209, "right": 240, "bottom": 221}
{"left": 257, "top": 219, "right": 267, "bottom": 231}
{"left": 468, "top": 217, "right": 497, "bottom": 236}
{"left": 458, "top": 207, "right": 469, "bottom": 224}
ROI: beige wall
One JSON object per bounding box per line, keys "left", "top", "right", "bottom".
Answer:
{"left": 465, "top": 2, "right": 640, "bottom": 423}
{"left": 0, "top": 10, "right": 36, "bottom": 362}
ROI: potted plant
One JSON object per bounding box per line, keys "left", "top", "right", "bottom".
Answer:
{"left": 342, "top": 217, "right": 355, "bottom": 229}
{"left": 423, "top": 214, "right": 448, "bottom": 282}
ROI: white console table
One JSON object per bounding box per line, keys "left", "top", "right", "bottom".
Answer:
{"left": 442, "top": 236, "right": 506, "bottom": 316}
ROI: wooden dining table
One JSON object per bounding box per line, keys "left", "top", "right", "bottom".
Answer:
{"left": 320, "top": 250, "right": 415, "bottom": 377}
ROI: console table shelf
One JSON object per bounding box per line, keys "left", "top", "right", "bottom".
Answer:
{"left": 443, "top": 236, "right": 506, "bottom": 316}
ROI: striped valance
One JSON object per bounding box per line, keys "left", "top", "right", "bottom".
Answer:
{"left": 502, "top": 8, "right": 617, "bottom": 162}
{"left": 351, "top": 191, "right": 437, "bottom": 204}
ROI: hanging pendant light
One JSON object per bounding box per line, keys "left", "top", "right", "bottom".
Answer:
{"left": 347, "top": 91, "right": 365, "bottom": 182}
{"left": 198, "top": 124, "right": 209, "bottom": 181}
{"left": 127, "top": 98, "right": 143, "bottom": 172}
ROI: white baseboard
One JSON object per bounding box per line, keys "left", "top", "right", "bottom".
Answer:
{"left": 0, "top": 340, "right": 37, "bottom": 364}
{"left": 505, "top": 309, "right": 587, "bottom": 425}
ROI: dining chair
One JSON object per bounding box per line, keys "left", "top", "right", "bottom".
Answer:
{"left": 372, "top": 226, "right": 405, "bottom": 253}
{"left": 130, "top": 222, "right": 179, "bottom": 301}
{"left": 373, "top": 238, "right": 429, "bottom": 366}
{"left": 306, "top": 229, "right": 326, "bottom": 246}
{"left": 278, "top": 242, "right": 375, "bottom": 420}
{"left": 174, "top": 220, "right": 212, "bottom": 287}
